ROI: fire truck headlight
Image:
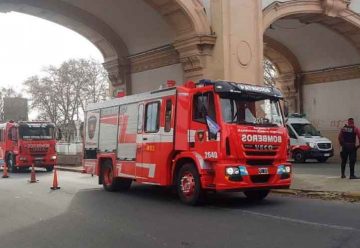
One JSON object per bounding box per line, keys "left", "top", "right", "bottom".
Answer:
{"left": 277, "top": 165, "right": 285, "bottom": 174}
{"left": 277, "top": 165, "right": 291, "bottom": 174}
{"left": 225, "top": 167, "right": 240, "bottom": 176}
{"left": 307, "top": 142, "right": 316, "bottom": 149}
{"left": 50, "top": 155, "right": 57, "bottom": 160}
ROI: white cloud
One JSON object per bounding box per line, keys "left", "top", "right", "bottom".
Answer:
{"left": 0, "top": 11, "right": 103, "bottom": 89}
{"left": 0, "top": 12, "right": 104, "bottom": 120}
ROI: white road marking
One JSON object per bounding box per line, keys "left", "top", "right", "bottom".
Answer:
{"left": 241, "top": 210, "right": 360, "bottom": 232}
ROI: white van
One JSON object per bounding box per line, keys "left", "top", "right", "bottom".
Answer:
{"left": 286, "top": 114, "right": 333, "bottom": 163}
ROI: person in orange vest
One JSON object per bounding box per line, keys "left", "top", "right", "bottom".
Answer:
{"left": 338, "top": 118, "right": 360, "bottom": 179}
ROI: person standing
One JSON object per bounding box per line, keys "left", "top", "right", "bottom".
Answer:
{"left": 338, "top": 118, "right": 360, "bottom": 179}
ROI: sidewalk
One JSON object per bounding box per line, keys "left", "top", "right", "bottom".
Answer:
{"left": 279, "top": 173, "right": 360, "bottom": 201}
{"left": 56, "top": 165, "right": 84, "bottom": 173}
{"left": 292, "top": 173, "right": 360, "bottom": 193}
{"left": 275, "top": 162, "right": 360, "bottom": 201}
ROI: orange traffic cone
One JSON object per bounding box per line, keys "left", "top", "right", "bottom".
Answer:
{"left": 29, "top": 164, "right": 38, "bottom": 183}
{"left": 2, "top": 163, "right": 9, "bottom": 178}
{"left": 50, "top": 168, "right": 60, "bottom": 190}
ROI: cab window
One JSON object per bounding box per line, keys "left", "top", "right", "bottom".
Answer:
{"left": 164, "top": 99, "right": 172, "bottom": 132}
{"left": 137, "top": 104, "right": 144, "bottom": 134}
{"left": 193, "top": 92, "right": 216, "bottom": 123}
{"left": 8, "top": 127, "right": 18, "bottom": 141}
{"left": 145, "top": 102, "right": 160, "bottom": 133}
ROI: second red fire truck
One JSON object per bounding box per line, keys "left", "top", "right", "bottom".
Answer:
{"left": 0, "top": 121, "right": 57, "bottom": 172}
{"left": 83, "top": 80, "right": 291, "bottom": 205}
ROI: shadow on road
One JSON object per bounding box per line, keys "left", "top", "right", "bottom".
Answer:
{"left": 0, "top": 185, "right": 358, "bottom": 248}
{"left": 105, "top": 184, "right": 283, "bottom": 210}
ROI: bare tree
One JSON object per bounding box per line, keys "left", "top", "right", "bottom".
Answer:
{"left": 24, "top": 58, "right": 109, "bottom": 141}
{"left": 264, "top": 58, "right": 278, "bottom": 86}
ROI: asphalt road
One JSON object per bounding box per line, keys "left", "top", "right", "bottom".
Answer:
{"left": 0, "top": 170, "right": 359, "bottom": 248}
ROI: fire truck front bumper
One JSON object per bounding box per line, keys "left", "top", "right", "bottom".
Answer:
{"left": 16, "top": 155, "right": 57, "bottom": 167}
{"left": 202, "top": 163, "right": 292, "bottom": 191}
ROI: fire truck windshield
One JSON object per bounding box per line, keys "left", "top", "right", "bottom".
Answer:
{"left": 220, "top": 96, "right": 284, "bottom": 127}
{"left": 19, "top": 124, "right": 55, "bottom": 140}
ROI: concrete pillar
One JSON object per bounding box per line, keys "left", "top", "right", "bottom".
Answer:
{"left": 209, "top": 0, "right": 264, "bottom": 84}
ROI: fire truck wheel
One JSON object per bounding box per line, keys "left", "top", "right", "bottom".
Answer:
{"left": 177, "top": 163, "right": 204, "bottom": 205}
{"left": 293, "top": 150, "right": 305, "bottom": 163}
{"left": 244, "top": 190, "right": 270, "bottom": 202}
{"left": 102, "top": 162, "right": 132, "bottom": 192}
{"left": 46, "top": 166, "right": 54, "bottom": 172}
{"left": 7, "top": 155, "right": 17, "bottom": 173}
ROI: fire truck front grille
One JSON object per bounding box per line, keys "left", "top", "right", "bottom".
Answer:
{"left": 29, "top": 147, "right": 49, "bottom": 154}
{"left": 317, "top": 143, "right": 331, "bottom": 150}
{"left": 250, "top": 175, "right": 270, "bottom": 184}
{"left": 245, "top": 151, "right": 277, "bottom": 156}
{"left": 246, "top": 160, "right": 274, "bottom": 166}
{"left": 243, "top": 144, "right": 279, "bottom": 157}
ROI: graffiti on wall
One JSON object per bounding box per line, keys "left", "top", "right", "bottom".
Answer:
{"left": 310, "top": 118, "right": 352, "bottom": 131}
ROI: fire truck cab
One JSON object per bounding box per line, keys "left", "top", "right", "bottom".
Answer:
{"left": 83, "top": 80, "right": 291, "bottom": 205}
{"left": 0, "top": 121, "right": 57, "bottom": 172}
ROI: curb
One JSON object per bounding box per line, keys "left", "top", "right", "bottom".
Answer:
{"left": 55, "top": 166, "right": 84, "bottom": 174}
{"left": 273, "top": 189, "right": 360, "bottom": 202}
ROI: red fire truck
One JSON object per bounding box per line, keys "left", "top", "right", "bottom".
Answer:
{"left": 0, "top": 121, "right": 57, "bottom": 172}
{"left": 83, "top": 80, "right": 291, "bottom": 205}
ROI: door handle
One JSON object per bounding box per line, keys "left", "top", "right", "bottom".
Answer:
{"left": 143, "top": 137, "right": 148, "bottom": 141}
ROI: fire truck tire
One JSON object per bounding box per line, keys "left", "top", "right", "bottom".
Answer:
{"left": 46, "top": 166, "right": 54, "bottom": 172}
{"left": 176, "top": 163, "right": 204, "bottom": 205}
{"left": 101, "top": 162, "right": 132, "bottom": 192}
{"left": 244, "top": 190, "right": 270, "bottom": 202}
{"left": 293, "top": 150, "right": 305, "bottom": 163}
{"left": 7, "top": 154, "right": 17, "bottom": 173}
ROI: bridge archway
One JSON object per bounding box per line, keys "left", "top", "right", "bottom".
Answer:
{"left": 0, "top": 0, "right": 213, "bottom": 95}
{"left": 263, "top": 0, "right": 360, "bottom": 160}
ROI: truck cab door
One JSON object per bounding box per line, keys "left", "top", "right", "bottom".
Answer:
{"left": 136, "top": 101, "right": 160, "bottom": 181}
{"left": 190, "top": 91, "right": 220, "bottom": 160}
{"left": 8, "top": 127, "right": 18, "bottom": 151}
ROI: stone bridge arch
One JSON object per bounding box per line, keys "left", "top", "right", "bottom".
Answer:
{"left": 264, "top": 36, "right": 302, "bottom": 113}
{"left": 0, "top": 0, "right": 213, "bottom": 95}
